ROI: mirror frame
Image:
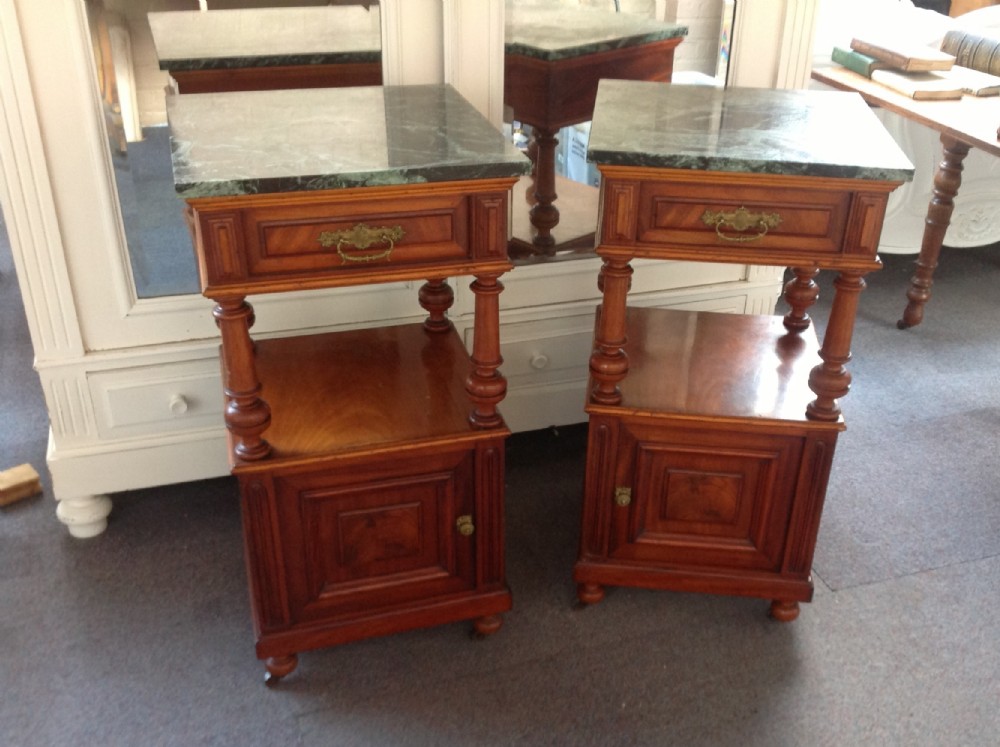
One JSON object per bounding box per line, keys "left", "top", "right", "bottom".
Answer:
{"left": 0, "top": 0, "right": 503, "bottom": 355}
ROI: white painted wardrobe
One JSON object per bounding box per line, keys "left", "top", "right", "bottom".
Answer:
{"left": 0, "top": 0, "right": 820, "bottom": 536}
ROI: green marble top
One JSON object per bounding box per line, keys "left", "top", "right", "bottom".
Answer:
{"left": 167, "top": 85, "right": 531, "bottom": 199}
{"left": 587, "top": 80, "right": 914, "bottom": 182}
{"left": 505, "top": 5, "right": 686, "bottom": 61}
{"left": 148, "top": 7, "right": 381, "bottom": 71}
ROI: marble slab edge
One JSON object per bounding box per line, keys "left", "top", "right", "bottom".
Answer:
{"left": 585, "top": 150, "right": 915, "bottom": 184}
{"left": 175, "top": 162, "right": 532, "bottom": 201}
{"left": 160, "top": 51, "right": 381, "bottom": 72}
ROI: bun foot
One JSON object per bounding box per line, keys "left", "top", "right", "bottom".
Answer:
{"left": 472, "top": 614, "right": 503, "bottom": 638}
{"left": 576, "top": 583, "right": 605, "bottom": 606}
{"left": 263, "top": 654, "right": 298, "bottom": 686}
{"left": 769, "top": 600, "right": 800, "bottom": 622}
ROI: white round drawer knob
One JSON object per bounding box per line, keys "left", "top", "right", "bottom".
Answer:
{"left": 168, "top": 394, "right": 189, "bottom": 415}
{"left": 529, "top": 353, "right": 550, "bottom": 371}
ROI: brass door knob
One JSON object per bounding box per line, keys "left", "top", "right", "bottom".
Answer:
{"left": 456, "top": 514, "right": 475, "bottom": 536}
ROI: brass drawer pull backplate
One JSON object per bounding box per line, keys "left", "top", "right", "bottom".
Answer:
{"left": 318, "top": 223, "right": 405, "bottom": 263}
{"left": 701, "top": 206, "right": 782, "bottom": 243}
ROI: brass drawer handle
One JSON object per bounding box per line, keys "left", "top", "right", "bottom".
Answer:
{"left": 701, "top": 206, "right": 782, "bottom": 243}
{"left": 318, "top": 223, "right": 405, "bottom": 263}
{"left": 456, "top": 514, "right": 475, "bottom": 537}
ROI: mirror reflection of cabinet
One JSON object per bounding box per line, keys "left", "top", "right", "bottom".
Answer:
{"left": 0, "top": 0, "right": 446, "bottom": 538}
{"left": 1, "top": 0, "right": 813, "bottom": 538}
{"left": 85, "top": 0, "right": 384, "bottom": 300}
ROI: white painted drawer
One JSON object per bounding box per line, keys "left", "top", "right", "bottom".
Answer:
{"left": 89, "top": 358, "right": 224, "bottom": 440}
{"left": 497, "top": 257, "right": 746, "bottom": 311}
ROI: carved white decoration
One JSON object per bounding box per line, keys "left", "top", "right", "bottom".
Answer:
{"left": 55, "top": 496, "right": 113, "bottom": 539}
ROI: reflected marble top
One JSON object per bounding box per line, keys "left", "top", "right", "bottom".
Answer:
{"left": 505, "top": 6, "right": 686, "bottom": 61}
{"left": 148, "top": 7, "right": 381, "bottom": 70}
{"left": 167, "top": 85, "right": 530, "bottom": 200}
{"left": 587, "top": 81, "right": 914, "bottom": 182}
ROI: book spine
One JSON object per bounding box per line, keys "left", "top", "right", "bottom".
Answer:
{"left": 971, "top": 37, "right": 1000, "bottom": 77}
{"left": 831, "top": 46, "right": 879, "bottom": 78}
{"left": 941, "top": 30, "right": 1000, "bottom": 76}
{"left": 849, "top": 39, "right": 906, "bottom": 69}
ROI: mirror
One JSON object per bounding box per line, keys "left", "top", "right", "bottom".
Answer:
{"left": 503, "top": 0, "right": 689, "bottom": 255}
{"left": 83, "top": 0, "right": 382, "bottom": 298}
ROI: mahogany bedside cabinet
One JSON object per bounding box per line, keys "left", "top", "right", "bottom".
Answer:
{"left": 167, "top": 84, "right": 529, "bottom": 682}
{"left": 504, "top": 4, "right": 686, "bottom": 253}
{"left": 574, "top": 81, "right": 913, "bottom": 621}
{"left": 149, "top": 7, "right": 382, "bottom": 94}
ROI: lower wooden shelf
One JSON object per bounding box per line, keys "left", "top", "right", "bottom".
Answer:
{"left": 575, "top": 306, "right": 844, "bottom": 620}
{"left": 231, "top": 323, "right": 511, "bottom": 681}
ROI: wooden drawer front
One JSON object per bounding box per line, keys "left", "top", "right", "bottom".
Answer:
{"left": 634, "top": 182, "right": 850, "bottom": 257}
{"left": 256, "top": 448, "right": 477, "bottom": 628}
{"left": 608, "top": 421, "right": 804, "bottom": 572}
{"left": 244, "top": 193, "right": 469, "bottom": 279}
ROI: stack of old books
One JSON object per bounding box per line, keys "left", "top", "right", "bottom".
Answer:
{"left": 832, "top": 34, "right": 1000, "bottom": 100}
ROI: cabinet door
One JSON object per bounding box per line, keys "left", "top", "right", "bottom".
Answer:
{"left": 608, "top": 420, "right": 804, "bottom": 572}
{"left": 253, "top": 448, "right": 479, "bottom": 628}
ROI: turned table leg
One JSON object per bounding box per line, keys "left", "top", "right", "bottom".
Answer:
{"left": 467, "top": 273, "right": 507, "bottom": 429}
{"left": 528, "top": 126, "right": 560, "bottom": 249}
{"left": 898, "top": 135, "right": 971, "bottom": 330}
{"left": 213, "top": 297, "right": 271, "bottom": 461}
{"left": 590, "top": 257, "right": 634, "bottom": 406}
{"left": 783, "top": 266, "right": 820, "bottom": 333}
{"left": 419, "top": 277, "right": 454, "bottom": 333}
{"left": 807, "top": 270, "right": 866, "bottom": 422}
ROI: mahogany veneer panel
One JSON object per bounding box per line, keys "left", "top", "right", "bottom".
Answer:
{"left": 591, "top": 306, "right": 839, "bottom": 425}
{"left": 192, "top": 182, "right": 513, "bottom": 296}
{"left": 239, "top": 436, "right": 510, "bottom": 660}
{"left": 578, "top": 306, "right": 843, "bottom": 611}
{"left": 576, "top": 414, "right": 840, "bottom": 606}
{"left": 597, "top": 168, "right": 891, "bottom": 271}
{"left": 504, "top": 38, "right": 680, "bottom": 130}
{"left": 232, "top": 323, "right": 489, "bottom": 467}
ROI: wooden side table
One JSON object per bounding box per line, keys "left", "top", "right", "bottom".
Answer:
{"left": 149, "top": 7, "right": 382, "bottom": 93}
{"left": 168, "top": 85, "right": 529, "bottom": 683}
{"left": 504, "top": 6, "right": 686, "bottom": 254}
{"left": 811, "top": 65, "right": 1000, "bottom": 330}
{"left": 575, "top": 81, "right": 913, "bottom": 621}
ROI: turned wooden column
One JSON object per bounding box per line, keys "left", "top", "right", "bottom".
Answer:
{"left": 898, "top": 135, "right": 971, "bottom": 330}
{"left": 528, "top": 127, "right": 560, "bottom": 249}
{"left": 466, "top": 273, "right": 506, "bottom": 429}
{"left": 212, "top": 297, "right": 271, "bottom": 460}
{"left": 807, "top": 270, "right": 866, "bottom": 421}
{"left": 783, "top": 266, "right": 820, "bottom": 333}
{"left": 589, "top": 257, "right": 634, "bottom": 406}
{"left": 418, "top": 278, "right": 454, "bottom": 333}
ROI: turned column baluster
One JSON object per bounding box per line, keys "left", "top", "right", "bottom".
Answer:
{"left": 467, "top": 273, "right": 506, "bottom": 429}
{"left": 783, "top": 266, "right": 820, "bottom": 333}
{"left": 898, "top": 135, "right": 971, "bottom": 330}
{"left": 528, "top": 127, "right": 559, "bottom": 249}
{"left": 213, "top": 297, "right": 271, "bottom": 461}
{"left": 807, "top": 270, "right": 866, "bottom": 422}
{"left": 418, "top": 278, "right": 454, "bottom": 333}
{"left": 590, "top": 257, "right": 633, "bottom": 406}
